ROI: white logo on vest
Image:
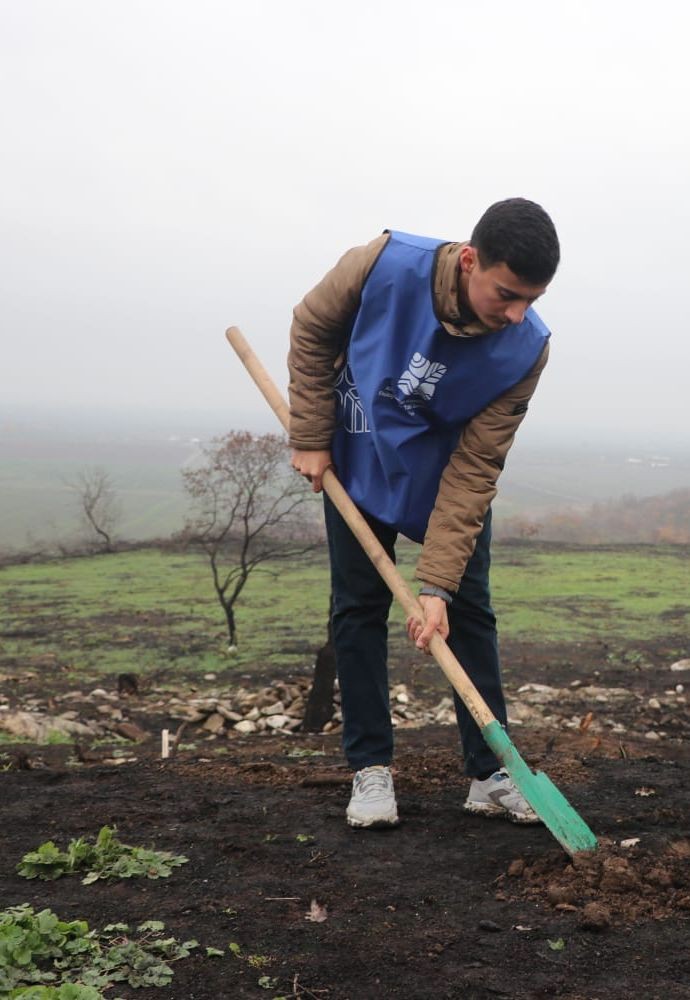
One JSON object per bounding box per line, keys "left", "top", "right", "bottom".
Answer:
{"left": 335, "top": 365, "right": 370, "bottom": 434}
{"left": 397, "top": 353, "right": 447, "bottom": 406}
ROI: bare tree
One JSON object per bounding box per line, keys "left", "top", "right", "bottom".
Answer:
{"left": 182, "top": 431, "right": 320, "bottom": 649}
{"left": 71, "top": 467, "right": 121, "bottom": 553}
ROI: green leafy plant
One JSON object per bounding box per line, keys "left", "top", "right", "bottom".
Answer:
{"left": 17, "top": 827, "right": 188, "bottom": 884}
{"left": 0, "top": 905, "right": 201, "bottom": 997}
{"left": 8, "top": 985, "right": 105, "bottom": 999}
{"left": 247, "top": 955, "right": 271, "bottom": 969}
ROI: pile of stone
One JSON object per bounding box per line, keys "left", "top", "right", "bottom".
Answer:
{"left": 2, "top": 657, "right": 686, "bottom": 746}
{"left": 165, "top": 680, "right": 455, "bottom": 737}
{"left": 0, "top": 709, "right": 103, "bottom": 743}
{"left": 506, "top": 678, "right": 688, "bottom": 742}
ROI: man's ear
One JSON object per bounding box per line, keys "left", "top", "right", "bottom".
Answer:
{"left": 459, "top": 245, "right": 478, "bottom": 274}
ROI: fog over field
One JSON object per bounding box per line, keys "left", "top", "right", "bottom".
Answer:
{"left": 1, "top": 405, "right": 687, "bottom": 549}
{"left": 2, "top": 1, "right": 690, "bottom": 443}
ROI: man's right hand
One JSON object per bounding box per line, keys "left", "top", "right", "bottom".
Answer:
{"left": 290, "top": 449, "right": 333, "bottom": 493}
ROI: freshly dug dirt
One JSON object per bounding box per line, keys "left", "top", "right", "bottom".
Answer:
{"left": 2, "top": 719, "right": 689, "bottom": 1000}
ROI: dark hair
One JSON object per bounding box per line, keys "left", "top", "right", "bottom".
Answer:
{"left": 470, "top": 198, "right": 560, "bottom": 285}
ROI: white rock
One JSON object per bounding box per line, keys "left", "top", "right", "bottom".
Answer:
{"left": 621, "top": 838, "right": 641, "bottom": 849}
{"left": 90, "top": 688, "right": 108, "bottom": 697}
{"left": 265, "top": 714, "right": 290, "bottom": 730}
{"left": 202, "top": 712, "right": 226, "bottom": 734}
{"left": 670, "top": 659, "right": 690, "bottom": 672}
{"left": 246, "top": 707, "right": 261, "bottom": 722}
{"left": 204, "top": 673, "right": 217, "bottom": 681}
{"left": 234, "top": 720, "right": 257, "bottom": 734}
{"left": 516, "top": 684, "right": 559, "bottom": 704}
{"left": 216, "top": 706, "right": 243, "bottom": 723}
{"left": 262, "top": 701, "right": 286, "bottom": 717}
{"left": 97, "top": 706, "right": 123, "bottom": 720}
{"left": 505, "top": 702, "right": 543, "bottom": 723}
{"left": 432, "top": 697, "right": 454, "bottom": 713}
{"left": 647, "top": 698, "right": 661, "bottom": 710}
{"left": 644, "top": 730, "right": 661, "bottom": 741}
{"left": 396, "top": 692, "right": 409, "bottom": 705}
{"left": 676, "top": 684, "right": 685, "bottom": 694}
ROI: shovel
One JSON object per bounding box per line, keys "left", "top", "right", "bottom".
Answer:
{"left": 226, "top": 325, "right": 598, "bottom": 856}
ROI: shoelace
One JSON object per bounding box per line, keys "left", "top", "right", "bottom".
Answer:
{"left": 355, "top": 769, "right": 392, "bottom": 798}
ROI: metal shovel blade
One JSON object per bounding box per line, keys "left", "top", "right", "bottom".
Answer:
{"left": 482, "top": 720, "right": 598, "bottom": 856}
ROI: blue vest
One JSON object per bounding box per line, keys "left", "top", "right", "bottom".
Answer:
{"left": 332, "top": 231, "right": 550, "bottom": 542}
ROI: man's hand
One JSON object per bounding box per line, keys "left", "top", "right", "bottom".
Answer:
{"left": 290, "top": 449, "right": 333, "bottom": 493}
{"left": 406, "top": 595, "right": 449, "bottom": 653}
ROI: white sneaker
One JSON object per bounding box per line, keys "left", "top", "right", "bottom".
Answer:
{"left": 464, "top": 769, "right": 540, "bottom": 825}
{"left": 346, "top": 765, "right": 399, "bottom": 828}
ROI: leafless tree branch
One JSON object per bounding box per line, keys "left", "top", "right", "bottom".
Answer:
{"left": 181, "top": 431, "right": 323, "bottom": 647}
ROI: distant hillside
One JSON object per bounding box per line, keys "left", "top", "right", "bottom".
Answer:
{"left": 496, "top": 489, "right": 690, "bottom": 544}
{"left": 1, "top": 408, "right": 688, "bottom": 551}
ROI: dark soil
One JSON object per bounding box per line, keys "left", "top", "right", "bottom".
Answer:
{"left": 2, "top": 633, "right": 690, "bottom": 999}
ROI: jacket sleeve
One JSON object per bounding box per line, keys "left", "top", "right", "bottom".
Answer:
{"left": 415, "top": 342, "right": 550, "bottom": 593}
{"left": 288, "top": 235, "right": 389, "bottom": 450}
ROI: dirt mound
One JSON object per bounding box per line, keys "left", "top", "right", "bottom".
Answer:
{"left": 501, "top": 837, "right": 690, "bottom": 925}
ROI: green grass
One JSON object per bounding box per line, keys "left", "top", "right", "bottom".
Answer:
{"left": 0, "top": 543, "right": 687, "bottom": 682}
{"left": 491, "top": 545, "right": 689, "bottom": 641}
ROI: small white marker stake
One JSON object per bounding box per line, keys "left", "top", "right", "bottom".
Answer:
{"left": 161, "top": 729, "right": 170, "bottom": 759}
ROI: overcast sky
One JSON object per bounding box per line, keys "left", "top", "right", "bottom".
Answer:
{"left": 2, "top": 0, "right": 689, "bottom": 444}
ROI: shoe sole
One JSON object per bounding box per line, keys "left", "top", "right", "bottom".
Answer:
{"left": 346, "top": 812, "right": 399, "bottom": 829}
{"left": 463, "top": 801, "right": 541, "bottom": 825}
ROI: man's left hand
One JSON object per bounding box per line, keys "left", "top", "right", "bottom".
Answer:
{"left": 406, "top": 595, "right": 449, "bottom": 653}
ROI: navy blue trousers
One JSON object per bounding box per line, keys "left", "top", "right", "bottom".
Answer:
{"left": 323, "top": 494, "right": 508, "bottom": 777}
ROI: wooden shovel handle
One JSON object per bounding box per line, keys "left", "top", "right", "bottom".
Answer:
{"left": 225, "top": 326, "right": 496, "bottom": 731}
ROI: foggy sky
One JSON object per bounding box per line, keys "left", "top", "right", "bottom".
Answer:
{"left": 2, "top": 0, "right": 689, "bottom": 444}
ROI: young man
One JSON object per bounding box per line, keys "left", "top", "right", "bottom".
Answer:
{"left": 288, "top": 198, "right": 559, "bottom": 828}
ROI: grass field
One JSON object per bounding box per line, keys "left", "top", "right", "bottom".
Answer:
{"left": 1, "top": 543, "right": 687, "bottom": 683}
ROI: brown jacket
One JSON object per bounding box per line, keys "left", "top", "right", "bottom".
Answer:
{"left": 288, "top": 233, "right": 549, "bottom": 592}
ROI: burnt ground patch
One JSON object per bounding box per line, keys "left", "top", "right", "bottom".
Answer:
{"left": 1, "top": 722, "right": 689, "bottom": 1000}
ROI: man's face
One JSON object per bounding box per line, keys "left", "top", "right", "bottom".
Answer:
{"left": 460, "top": 246, "right": 549, "bottom": 331}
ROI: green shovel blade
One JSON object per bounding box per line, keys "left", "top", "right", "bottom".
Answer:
{"left": 481, "top": 720, "right": 598, "bottom": 856}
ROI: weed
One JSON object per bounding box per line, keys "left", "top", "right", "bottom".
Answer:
{"left": 45, "top": 731, "right": 73, "bottom": 746}
{"left": 0, "top": 905, "right": 202, "bottom": 996}
{"left": 17, "top": 827, "right": 188, "bottom": 884}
